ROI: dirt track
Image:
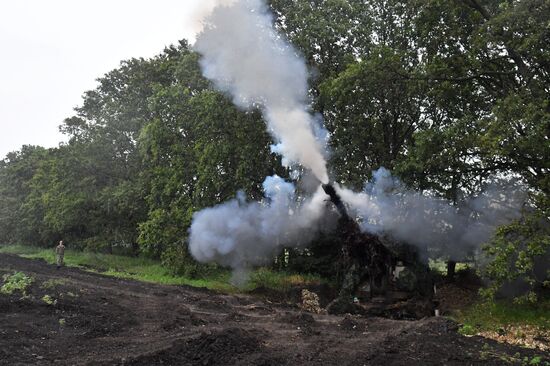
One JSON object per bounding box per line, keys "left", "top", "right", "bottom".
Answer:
{"left": 0, "top": 254, "right": 547, "bottom": 365}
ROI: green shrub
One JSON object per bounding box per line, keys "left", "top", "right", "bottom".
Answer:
{"left": 248, "top": 267, "right": 322, "bottom": 291}
{"left": 483, "top": 211, "right": 550, "bottom": 302}
{"left": 458, "top": 324, "right": 476, "bottom": 336}
{"left": 0, "top": 271, "right": 34, "bottom": 295}
{"left": 41, "top": 294, "right": 57, "bottom": 305}
{"left": 161, "top": 243, "right": 222, "bottom": 279}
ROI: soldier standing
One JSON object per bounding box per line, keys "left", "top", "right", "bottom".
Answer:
{"left": 55, "top": 240, "right": 66, "bottom": 269}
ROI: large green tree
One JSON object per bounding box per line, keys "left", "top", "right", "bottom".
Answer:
{"left": 0, "top": 146, "right": 47, "bottom": 245}
{"left": 0, "top": 0, "right": 547, "bottom": 293}
{"left": 137, "top": 46, "right": 283, "bottom": 273}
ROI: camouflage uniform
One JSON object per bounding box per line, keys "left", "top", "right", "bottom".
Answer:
{"left": 55, "top": 242, "right": 65, "bottom": 269}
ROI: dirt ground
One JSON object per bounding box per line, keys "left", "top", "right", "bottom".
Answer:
{"left": 0, "top": 254, "right": 547, "bottom": 365}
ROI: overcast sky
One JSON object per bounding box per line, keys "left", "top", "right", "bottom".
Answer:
{"left": 0, "top": 0, "right": 207, "bottom": 158}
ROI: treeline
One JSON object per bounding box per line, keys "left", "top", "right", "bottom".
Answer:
{"left": 0, "top": 0, "right": 548, "bottom": 293}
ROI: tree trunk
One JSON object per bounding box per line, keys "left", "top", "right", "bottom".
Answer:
{"left": 447, "top": 260, "right": 457, "bottom": 281}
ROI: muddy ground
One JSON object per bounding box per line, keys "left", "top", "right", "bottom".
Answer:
{"left": 0, "top": 254, "right": 547, "bottom": 365}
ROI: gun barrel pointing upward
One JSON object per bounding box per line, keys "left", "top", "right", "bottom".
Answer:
{"left": 322, "top": 183, "right": 350, "bottom": 220}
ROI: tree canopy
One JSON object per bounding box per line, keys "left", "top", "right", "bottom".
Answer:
{"left": 0, "top": 0, "right": 548, "bottom": 296}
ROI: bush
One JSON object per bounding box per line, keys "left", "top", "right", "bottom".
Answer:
{"left": 0, "top": 271, "right": 34, "bottom": 295}
{"left": 458, "top": 324, "right": 476, "bottom": 336}
{"left": 41, "top": 294, "right": 57, "bottom": 305}
{"left": 249, "top": 267, "right": 321, "bottom": 291}
{"left": 483, "top": 211, "right": 550, "bottom": 302}
{"left": 161, "top": 242, "right": 222, "bottom": 279}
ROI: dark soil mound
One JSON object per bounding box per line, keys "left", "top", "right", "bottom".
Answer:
{"left": 339, "top": 315, "right": 364, "bottom": 331}
{"left": 125, "top": 328, "right": 265, "bottom": 366}
{"left": 282, "top": 311, "right": 316, "bottom": 326}
{"left": 1, "top": 253, "right": 547, "bottom": 366}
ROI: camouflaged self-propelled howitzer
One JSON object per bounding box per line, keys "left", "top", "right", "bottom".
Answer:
{"left": 321, "top": 183, "right": 435, "bottom": 319}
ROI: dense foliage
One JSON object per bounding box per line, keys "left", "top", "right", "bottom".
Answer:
{"left": 0, "top": 1, "right": 548, "bottom": 296}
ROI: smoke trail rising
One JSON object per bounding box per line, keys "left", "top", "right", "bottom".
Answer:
{"left": 193, "top": 0, "right": 329, "bottom": 183}
{"left": 186, "top": 1, "right": 527, "bottom": 276}
{"left": 183, "top": 0, "right": 239, "bottom": 39}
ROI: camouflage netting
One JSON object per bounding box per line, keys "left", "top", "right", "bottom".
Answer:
{"left": 322, "top": 184, "right": 435, "bottom": 318}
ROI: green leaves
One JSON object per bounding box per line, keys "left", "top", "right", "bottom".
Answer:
{"left": 483, "top": 212, "right": 550, "bottom": 302}
{"left": 1, "top": 272, "right": 33, "bottom": 296}
{"left": 0, "top": 1, "right": 547, "bottom": 294}
{"left": 320, "top": 47, "right": 426, "bottom": 188}
{"left": 138, "top": 72, "right": 283, "bottom": 263}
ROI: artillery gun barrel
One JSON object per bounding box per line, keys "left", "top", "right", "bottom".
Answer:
{"left": 322, "top": 183, "right": 350, "bottom": 220}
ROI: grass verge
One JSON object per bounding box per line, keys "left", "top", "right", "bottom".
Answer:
{"left": 453, "top": 299, "right": 550, "bottom": 351}
{"left": 246, "top": 267, "right": 323, "bottom": 291}
{"left": 0, "top": 244, "right": 322, "bottom": 294}
{"left": 454, "top": 300, "right": 550, "bottom": 333}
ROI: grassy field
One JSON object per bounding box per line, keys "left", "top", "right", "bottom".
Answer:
{"left": 429, "top": 260, "right": 549, "bottom": 338}
{"left": 453, "top": 299, "right": 550, "bottom": 352}
{"left": 0, "top": 244, "right": 322, "bottom": 293}
{"left": 454, "top": 298, "right": 550, "bottom": 336}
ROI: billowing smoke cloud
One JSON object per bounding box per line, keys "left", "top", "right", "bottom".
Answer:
{"left": 337, "top": 168, "right": 526, "bottom": 259}
{"left": 186, "top": 0, "right": 527, "bottom": 277}
{"left": 189, "top": 168, "right": 526, "bottom": 276}
{"left": 193, "top": 0, "right": 329, "bottom": 183}
{"left": 189, "top": 176, "right": 327, "bottom": 276}
{"left": 183, "top": 0, "right": 238, "bottom": 39}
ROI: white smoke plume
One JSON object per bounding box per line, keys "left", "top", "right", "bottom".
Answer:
{"left": 189, "top": 176, "right": 327, "bottom": 275}
{"left": 193, "top": 0, "right": 329, "bottom": 183}
{"left": 337, "top": 168, "right": 527, "bottom": 259}
{"left": 189, "top": 168, "right": 526, "bottom": 275}
{"left": 183, "top": 0, "right": 238, "bottom": 39}
{"left": 186, "top": 0, "right": 527, "bottom": 276}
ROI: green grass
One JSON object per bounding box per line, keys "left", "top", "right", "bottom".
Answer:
{"left": 0, "top": 244, "right": 235, "bottom": 291}
{"left": 246, "top": 267, "right": 322, "bottom": 291}
{"left": 454, "top": 299, "right": 550, "bottom": 334}
{"left": 0, "top": 244, "right": 322, "bottom": 294}
{"left": 428, "top": 258, "right": 471, "bottom": 275}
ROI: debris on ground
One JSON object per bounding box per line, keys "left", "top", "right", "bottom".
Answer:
{"left": 300, "top": 289, "right": 322, "bottom": 314}
{"left": 0, "top": 253, "right": 546, "bottom": 366}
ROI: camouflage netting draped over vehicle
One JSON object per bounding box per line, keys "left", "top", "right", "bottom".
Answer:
{"left": 322, "top": 183, "right": 434, "bottom": 318}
